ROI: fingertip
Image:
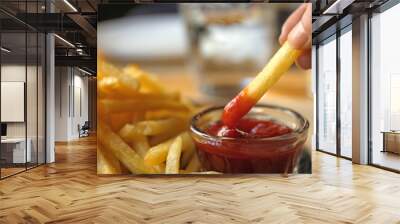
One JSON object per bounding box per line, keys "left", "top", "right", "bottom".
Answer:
{"left": 280, "top": 4, "right": 307, "bottom": 46}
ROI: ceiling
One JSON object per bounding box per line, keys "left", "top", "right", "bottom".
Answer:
{"left": 312, "top": 0, "right": 391, "bottom": 44}
{"left": 0, "top": 0, "right": 99, "bottom": 73}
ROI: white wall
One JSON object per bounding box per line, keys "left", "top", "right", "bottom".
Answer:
{"left": 54, "top": 67, "right": 89, "bottom": 141}
{"left": 55, "top": 67, "right": 69, "bottom": 141}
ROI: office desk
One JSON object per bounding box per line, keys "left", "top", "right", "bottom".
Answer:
{"left": 1, "top": 138, "right": 32, "bottom": 164}
{"left": 382, "top": 131, "right": 400, "bottom": 154}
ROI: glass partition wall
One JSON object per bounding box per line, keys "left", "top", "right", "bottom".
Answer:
{"left": 315, "top": 26, "right": 352, "bottom": 159}
{"left": 314, "top": 0, "right": 399, "bottom": 172}
{"left": 370, "top": 2, "right": 400, "bottom": 171}
{"left": 0, "top": 2, "right": 46, "bottom": 179}
{"left": 317, "top": 35, "right": 337, "bottom": 155}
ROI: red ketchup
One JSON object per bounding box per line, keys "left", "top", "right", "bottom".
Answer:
{"left": 221, "top": 90, "right": 256, "bottom": 128}
{"left": 195, "top": 118, "right": 303, "bottom": 173}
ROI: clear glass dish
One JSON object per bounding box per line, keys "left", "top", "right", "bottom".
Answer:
{"left": 190, "top": 104, "right": 309, "bottom": 174}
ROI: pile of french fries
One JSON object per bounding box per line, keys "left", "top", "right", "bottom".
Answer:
{"left": 97, "top": 56, "right": 202, "bottom": 174}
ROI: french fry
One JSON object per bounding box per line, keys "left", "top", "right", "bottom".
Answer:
{"left": 130, "top": 134, "right": 150, "bottom": 158}
{"left": 165, "top": 136, "right": 182, "bottom": 174}
{"left": 123, "top": 65, "right": 166, "bottom": 94}
{"left": 97, "top": 144, "right": 121, "bottom": 174}
{"left": 144, "top": 132, "right": 193, "bottom": 166}
{"left": 97, "top": 60, "right": 203, "bottom": 175}
{"left": 98, "top": 123, "right": 155, "bottom": 174}
{"left": 144, "top": 138, "right": 174, "bottom": 166}
{"left": 185, "top": 153, "right": 201, "bottom": 173}
{"left": 119, "top": 124, "right": 141, "bottom": 142}
{"left": 130, "top": 118, "right": 185, "bottom": 136}
{"left": 145, "top": 110, "right": 191, "bottom": 121}
{"left": 180, "top": 139, "right": 195, "bottom": 168}
{"left": 100, "top": 88, "right": 178, "bottom": 101}
{"left": 98, "top": 76, "right": 140, "bottom": 99}
{"left": 98, "top": 76, "right": 119, "bottom": 93}
{"left": 179, "top": 169, "right": 189, "bottom": 174}
{"left": 132, "top": 112, "right": 145, "bottom": 124}
{"left": 222, "top": 41, "right": 302, "bottom": 127}
{"left": 179, "top": 96, "right": 198, "bottom": 113}
{"left": 99, "top": 99, "right": 190, "bottom": 114}
{"left": 120, "top": 162, "right": 131, "bottom": 174}
{"left": 98, "top": 76, "right": 117, "bottom": 99}
{"left": 98, "top": 59, "right": 122, "bottom": 80}
{"left": 118, "top": 124, "right": 151, "bottom": 157}
{"left": 180, "top": 132, "right": 196, "bottom": 168}
{"left": 148, "top": 129, "right": 184, "bottom": 146}
{"left": 110, "top": 112, "right": 132, "bottom": 131}
{"left": 153, "top": 163, "right": 166, "bottom": 174}
{"left": 119, "top": 124, "right": 157, "bottom": 159}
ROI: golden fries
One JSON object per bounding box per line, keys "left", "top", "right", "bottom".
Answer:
{"left": 145, "top": 110, "right": 191, "bottom": 121}
{"left": 98, "top": 123, "right": 155, "bottom": 174}
{"left": 99, "top": 99, "right": 190, "bottom": 114}
{"left": 144, "top": 132, "right": 193, "bottom": 166}
{"left": 180, "top": 140, "right": 195, "bottom": 168}
{"left": 98, "top": 75, "right": 140, "bottom": 99}
{"left": 165, "top": 136, "right": 183, "bottom": 174}
{"left": 130, "top": 134, "right": 150, "bottom": 158}
{"left": 97, "top": 143, "right": 121, "bottom": 174}
{"left": 97, "top": 56, "right": 202, "bottom": 175}
{"left": 109, "top": 112, "right": 132, "bottom": 132}
{"left": 185, "top": 153, "right": 201, "bottom": 173}
{"left": 132, "top": 118, "right": 186, "bottom": 136}
{"left": 148, "top": 128, "right": 186, "bottom": 146}
{"left": 123, "top": 65, "right": 167, "bottom": 94}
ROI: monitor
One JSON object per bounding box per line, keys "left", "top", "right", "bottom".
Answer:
{"left": 1, "top": 123, "right": 7, "bottom": 137}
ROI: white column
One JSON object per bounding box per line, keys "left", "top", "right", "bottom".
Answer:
{"left": 45, "top": 1, "right": 56, "bottom": 163}
{"left": 311, "top": 45, "right": 317, "bottom": 151}
{"left": 46, "top": 33, "right": 55, "bottom": 163}
{"left": 352, "top": 14, "right": 369, "bottom": 164}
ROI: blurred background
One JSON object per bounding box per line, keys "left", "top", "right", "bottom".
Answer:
{"left": 98, "top": 3, "right": 313, "bottom": 151}
{"left": 98, "top": 3, "right": 311, "bottom": 102}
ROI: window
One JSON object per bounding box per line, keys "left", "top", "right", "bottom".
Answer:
{"left": 339, "top": 28, "right": 352, "bottom": 158}
{"left": 317, "top": 36, "right": 337, "bottom": 154}
{"left": 370, "top": 3, "right": 400, "bottom": 171}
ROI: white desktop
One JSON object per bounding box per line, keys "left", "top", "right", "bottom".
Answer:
{"left": 0, "top": 81, "right": 31, "bottom": 164}
{"left": 1, "top": 137, "right": 32, "bottom": 163}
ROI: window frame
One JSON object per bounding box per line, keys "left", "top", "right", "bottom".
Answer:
{"left": 314, "top": 22, "right": 352, "bottom": 160}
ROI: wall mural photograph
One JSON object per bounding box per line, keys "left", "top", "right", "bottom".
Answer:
{"left": 2, "top": 1, "right": 400, "bottom": 223}
{"left": 97, "top": 3, "right": 312, "bottom": 175}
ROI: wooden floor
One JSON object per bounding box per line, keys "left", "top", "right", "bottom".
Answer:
{"left": 372, "top": 151, "right": 400, "bottom": 171}
{"left": 1, "top": 167, "right": 26, "bottom": 178}
{"left": 0, "top": 136, "right": 400, "bottom": 224}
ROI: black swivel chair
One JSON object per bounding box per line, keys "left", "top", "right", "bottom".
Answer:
{"left": 79, "top": 121, "right": 90, "bottom": 138}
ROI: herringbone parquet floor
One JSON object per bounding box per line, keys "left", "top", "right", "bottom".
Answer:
{"left": 0, "top": 136, "right": 399, "bottom": 224}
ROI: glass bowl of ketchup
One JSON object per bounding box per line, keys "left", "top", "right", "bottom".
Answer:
{"left": 190, "top": 104, "right": 309, "bottom": 174}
